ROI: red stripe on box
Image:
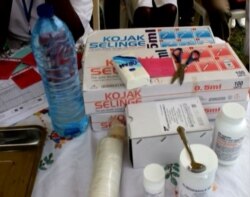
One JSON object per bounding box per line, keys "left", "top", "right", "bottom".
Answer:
{"left": 21, "top": 53, "right": 36, "bottom": 67}
{"left": 0, "top": 60, "right": 20, "bottom": 79}
{"left": 11, "top": 68, "right": 41, "bottom": 89}
{"left": 139, "top": 57, "right": 175, "bottom": 78}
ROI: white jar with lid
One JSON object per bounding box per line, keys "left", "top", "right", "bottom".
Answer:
{"left": 143, "top": 163, "right": 165, "bottom": 197}
{"left": 213, "top": 102, "right": 248, "bottom": 165}
{"left": 178, "top": 144, "right": 218, "bottom": 197}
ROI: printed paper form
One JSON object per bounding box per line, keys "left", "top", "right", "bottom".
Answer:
{"left": 156, "top": 98, "right": 208, "bottom": 132}
{"left": 0, "top": 75, "right": 48, "bottom": 126}
{"left": 0, "top": 47, "right": 48, "bottom": 126}
{"left": 0, "top": 47, "right": 84, "bottom": 126}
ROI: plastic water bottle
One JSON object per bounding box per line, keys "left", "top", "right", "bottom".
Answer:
{"left": 31, "top": 3, "right": 88, "bottom": 138}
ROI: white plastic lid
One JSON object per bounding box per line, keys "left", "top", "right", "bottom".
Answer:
{"left": 179, "top": 144, "right": 218, "bottom": 175}
{"left": 179, "top": 144, "right": 218, "bottom": 190}
{"left": 143, "top": 163, "right": 165, "bottom": 194}
{"left": 221, "top": 102, "right": 246, "bottom": 123}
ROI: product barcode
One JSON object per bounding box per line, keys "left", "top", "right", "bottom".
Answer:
{"left": 208, "top": 97, "right": 226, "bottom": 102}
{"left": 102, "top": 84, "right": 124, "bottom": 88}
{"left": 235, "top": 71, "right": 246, "bottom": 77}
{"left": 197, "top": 117, "right": 204, "bottom": 126}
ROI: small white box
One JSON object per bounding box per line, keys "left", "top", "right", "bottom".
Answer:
{"left": 125, "top": 97, "right": 213, "bottom": 168}
{"left": 112, "top": 55, "right": 150, "bottom": 89}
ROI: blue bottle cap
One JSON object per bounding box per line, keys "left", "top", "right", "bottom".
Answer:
{"left": 37, "top": 3, "right": 54, "bottom": 18}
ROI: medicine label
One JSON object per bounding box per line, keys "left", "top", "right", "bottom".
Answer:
{"left": 214, "top": 131, "right": 244, "bottom": 162}
{"left": 156, "top": 100, "right": 206, "bottom": 132}
{"left": 145, "top": 191, "right": 164, "bottom": 197}
{"left": 179, "top": 183, "right": 212, "bottom": 197}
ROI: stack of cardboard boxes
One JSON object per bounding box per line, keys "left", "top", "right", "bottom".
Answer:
{"left": 82, "top": 26, "right": 250, "bottom": 132}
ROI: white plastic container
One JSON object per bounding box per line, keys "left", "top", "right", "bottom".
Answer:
{"left": 178, "top": 144, "right": 218, "bottom": 197}
{"left": 143, "top": 163, "right": 165, "bottom": 197}
{"left": 213, "top": 102, "right": 248, "bottom": 165}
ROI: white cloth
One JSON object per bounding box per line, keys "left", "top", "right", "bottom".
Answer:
{"left": 9, "top": 0, "right": 44, "bottom": 42}
{"left": 8, "top": 0, "right": 93, "bottom": 44}
{"left": 125, "top": 0, "right": 177, "bottom": 23}
{"left": 29, "top": 102, "right": 250, "bottom": 197}
{"left": 69, "top": 0, "right": 93, "bottom": 45}
{"left": 136, "top": 0, "right": 177, "bottom": 8}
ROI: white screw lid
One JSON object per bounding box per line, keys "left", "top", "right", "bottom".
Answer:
{"left": 143, "top": 163, "right": 165, "bottom": 194}
{"left": 221, "top": 102, "right": 246, "bottom": 123}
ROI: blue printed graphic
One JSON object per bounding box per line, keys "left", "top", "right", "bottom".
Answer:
{"left": 195, "top": 29, "right": 212, "bottom": 38}
{"left": 113, "top": 56, "right": 141, "bottom": 72}
{"left": 160, "top": 41, "right": 178, "bottom": 47}
{"left": 89, "top": 35, "right": 146, "bottom": 49}
{"left": 159, "top": 31, "right": 176, "bottom": 39}
{"left": 177, "top": 30, "right": 194, "bottom": 39}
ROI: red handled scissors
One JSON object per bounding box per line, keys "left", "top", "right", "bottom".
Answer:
{"left": 171, "top": 48, "right": 200, "bottom": 85}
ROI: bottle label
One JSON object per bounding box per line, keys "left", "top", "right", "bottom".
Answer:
{"left": 145, "top": 190, "right": 164, "bottom": 197}
{"left": 179, "top": 182, "right": 211, "bottom": 197}
{"left": 214, "top": 131, "right": 244, "bottom": 162}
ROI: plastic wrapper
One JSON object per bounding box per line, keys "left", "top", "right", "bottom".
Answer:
{"left": 89, "top": 119, "right": 126, "bottom": 197}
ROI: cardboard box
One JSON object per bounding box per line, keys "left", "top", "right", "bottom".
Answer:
{"left": 83, "top": 39, "right": 250, "bottom": 114}
{"left": 90, "top": 111, "right": 126, "bottom": 131}
{"left": 90, "top": 99, "right": 248, "bottom": 131}
{"left": 125, "top": 97, "right": 213, "bottom": 168}
{"left": 85, "top": 26, "right": 215, "bottom": 52}
{"left": 85, "top": 86, "right": 249, "bottom": 114}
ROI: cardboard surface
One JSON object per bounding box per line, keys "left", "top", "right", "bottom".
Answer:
{"left": 125, "top": 97, "right": 213, "bottom": 168}
{"left": 90, "top": 99, "right": 248, "bottom": 132}
{"left": 83, "top": 27, "right": 250, "bottom": 114}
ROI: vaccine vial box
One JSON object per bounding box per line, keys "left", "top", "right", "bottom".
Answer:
{"left": 83, "top": 28, "right": 250, "bottom": 115}
{"left": 90, "top": 99, "right": 248, "bottom": 132}
{"left": 125, "top": 97, "right": 213, "bottom": 168}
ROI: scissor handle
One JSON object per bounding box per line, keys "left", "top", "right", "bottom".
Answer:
{"left": 172, "top": 48, "right": 183, "bottom": 63}
{"left": 186, "top": 50, "right": 200, "bottom": 65}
